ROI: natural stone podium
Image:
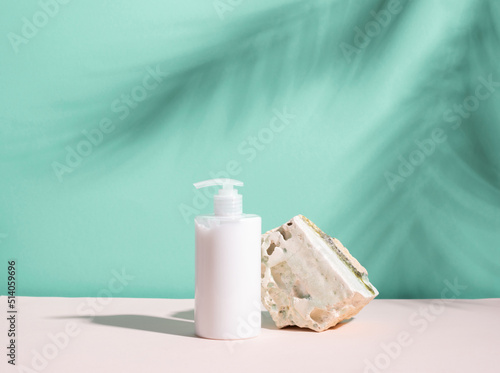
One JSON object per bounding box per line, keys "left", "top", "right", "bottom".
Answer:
{"left": 261, "top": 215, "right": 378, "bottom": 331}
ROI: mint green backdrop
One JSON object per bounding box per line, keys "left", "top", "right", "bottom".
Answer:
{"left": 1, "top": 0, "right": 499, "bottom": 299}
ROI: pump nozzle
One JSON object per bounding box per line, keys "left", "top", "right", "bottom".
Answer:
{"left": 193, "top": 179, "right": 243, "bottom": 190}
{"left": 193, "top": 179, "right": 244, "bottom": 216}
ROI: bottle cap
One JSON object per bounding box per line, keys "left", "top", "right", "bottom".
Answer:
{"left": 193, "top": 178, "right": 244, "bottom": 216}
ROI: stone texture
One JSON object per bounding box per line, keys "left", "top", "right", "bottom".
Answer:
{"left": 261, "top": 215, "right": 378, "bottom": 332}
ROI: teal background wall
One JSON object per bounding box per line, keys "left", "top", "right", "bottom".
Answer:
{"left": 1, "top": 0, "right": 499, "bottom": 299}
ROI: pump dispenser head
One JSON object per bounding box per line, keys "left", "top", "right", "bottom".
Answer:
{"left": 194, "top": 178, "right": 244, "bottom": 216}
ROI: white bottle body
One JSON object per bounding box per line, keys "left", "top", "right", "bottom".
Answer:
{"left": 195, "top": 214, "right": 261, "bottom": 340}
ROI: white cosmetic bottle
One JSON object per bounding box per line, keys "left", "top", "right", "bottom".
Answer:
{"left": 193, "top": 178, "right": 261, "bottom": 340}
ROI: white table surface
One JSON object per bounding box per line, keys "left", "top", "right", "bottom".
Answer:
{"left": 2, "top": 296, "right": 499, "bottom": 373}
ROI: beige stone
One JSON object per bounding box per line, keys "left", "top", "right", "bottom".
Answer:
{"left": 261, "top": 215, "right": 378, "bottom": 332}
